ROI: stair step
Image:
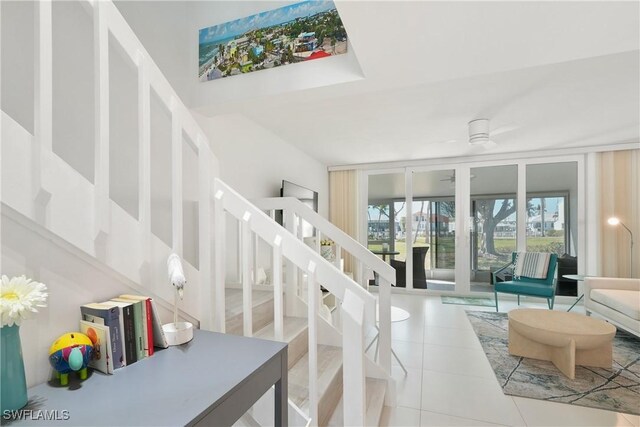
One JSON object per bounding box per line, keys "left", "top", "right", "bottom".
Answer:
{"left": 327, "top": 378, "right": 388, "bottom": 427}
{"left": 225, "top": 289, "right": 274, "bottom": 336}
{"left": 289, "top": 345, "right": 343, "bottom": 427}
{"left": 365, "top": 378, "right": 387, "bottom": 427}
{"left": 255, "top": 316, "right": 309, "bottom": 369}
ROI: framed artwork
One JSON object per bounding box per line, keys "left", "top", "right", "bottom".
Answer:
{"left": 199, "top": 1, "right": 348, "bottom": 82}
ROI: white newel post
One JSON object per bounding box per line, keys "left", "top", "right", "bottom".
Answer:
{"left": 213, "top": 186, "right": 226, "bottom": 332}
{"left": 342, "top": 289, "right": 366, "bottom": 427}
{"left": 357, "top": 262, "right": 365, "bottom": 289}
{"left": 307, "top": 261, "right": 319, "bottom": 425}
{"left": 273, "top": 235, "right": 284, "bottom": 341}
{"left": 93, "top": 0, "right": 110, "bottom": 242}
{"left": 198, "top": 141, "right": 213, "bottom": 330}
{"left": 334, "top": 244, "right": 342, "bottom": 271}
{"left": 378, "top": 277, "right": 392, "bottom": 374}
{"left": 253, "top": 232, "right": 259, "bottom": 285}
{"left": 315, "top": 231, "right": 322, "bottom": 254}
{"left": 284, "top": 209, "right": 297, "bottom": 315}
{"left": 241, "top": 211, "right": 253, "bottom": 337}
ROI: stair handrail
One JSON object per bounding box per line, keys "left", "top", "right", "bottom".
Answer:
{"left": 213, "top": 179, "right": 377, "bottom": 325}
{"left": 253, "top": 197, "right": 396, "bottom": 286}
{"left": 213, "top": 178, "right": 391, "bottom": 424}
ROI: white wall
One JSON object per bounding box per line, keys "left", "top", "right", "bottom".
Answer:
{"left": 114, "top": 1, "right": 192, "bottom": 106}
{"left": 0, "top": 1, "right": 35, "bottom": 134}
{"left": 194, "top": 112, "right": 328, "bottom": 214}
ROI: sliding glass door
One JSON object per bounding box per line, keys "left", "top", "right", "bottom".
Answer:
{"left": 361, "top": 157, "right": 582, "bottom": 296}
{"left": 469, "top": 165, "right": 518, "bottom": 292}
{"left": 412, "top": 170, "right": 456, "bottom": 290}
{"left": 367, "top": 172, "right": 405, "bottom": 262}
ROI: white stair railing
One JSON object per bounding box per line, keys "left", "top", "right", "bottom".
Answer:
{"left": 213, "top": 179, "right": 379, "bottom": 424}
{"left": 253, "top": 196, "right": 394, "bottom": 375}
{"left": 342, "top": 289, "right": 366, "bottom": 426}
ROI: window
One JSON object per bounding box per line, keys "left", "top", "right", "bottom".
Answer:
{"left": 526, "top": 194, "right": 568, "bottom": 254}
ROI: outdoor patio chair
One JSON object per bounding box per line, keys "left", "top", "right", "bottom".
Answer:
{"left": 390, "top": 246, "right": 429, "bottom": 288}
{"left": 493, "top": 252, "right": 558, "bottom": 311}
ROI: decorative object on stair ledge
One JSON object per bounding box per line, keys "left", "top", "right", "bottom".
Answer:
{"left": 320, "top": 239, "right": 335, "bottom": 261}
{"left": 467, "top": 311, "right": 640, "bottom": 416}
{"left": 1, "top": 275, "right": 48, "bottom": 412}
{"left": 163, "top": 254, "right": 193, "bottom": 346}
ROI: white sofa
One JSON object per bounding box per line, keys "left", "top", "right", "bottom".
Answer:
{"left": 584, "top": 277, "right": 640, "bottom": 337}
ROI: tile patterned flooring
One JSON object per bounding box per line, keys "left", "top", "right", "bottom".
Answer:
{"left": 372, "top": 294, "right": 639, "bottom": 427}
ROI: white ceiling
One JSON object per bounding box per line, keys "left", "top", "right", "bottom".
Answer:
{"left": 192, "top": 1, "right": 640, "bottom": 167}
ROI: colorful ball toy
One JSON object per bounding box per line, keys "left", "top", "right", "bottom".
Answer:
{"left": 48, "top": 332, "right": 93, "bottom": 386}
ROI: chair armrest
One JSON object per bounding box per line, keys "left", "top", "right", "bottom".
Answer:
{"left": 492, "top": 263, "right": 513, "bottom": 284}
{"left": 390, "top": 259, "right": 406, "bottom": 268}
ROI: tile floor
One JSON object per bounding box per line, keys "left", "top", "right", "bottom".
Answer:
{"left": 371, "top": 293, "right": 639, "bottom": 427}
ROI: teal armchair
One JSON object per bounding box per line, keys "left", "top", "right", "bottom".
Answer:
{"left": 493, "top": 252, "right": 558, "bottom": 312}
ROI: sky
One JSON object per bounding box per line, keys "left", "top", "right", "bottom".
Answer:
{"left": 199, "top": 0, "right": 338, "bottom": 45}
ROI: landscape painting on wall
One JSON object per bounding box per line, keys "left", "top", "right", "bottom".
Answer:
{"left": 198, "top": 1, "right": 348, "bottom": 82}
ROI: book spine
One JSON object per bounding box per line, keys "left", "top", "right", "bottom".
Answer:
{"left": 122, "top": 305, "right": 137, "bottom": 364}
{"left": 80, "top": 307, "right": 124, "bottom": 369}
{"left": 145, "top": 299, "right": 154, "bottom": 356}
{"left": 137, "top": 299, "right": 149, "bottom": 358}
{"left": 132, "top": 301, "right": 144, "bottom": 360}
{"left": 116, "top": 308, "right": 127, "bottom": 366}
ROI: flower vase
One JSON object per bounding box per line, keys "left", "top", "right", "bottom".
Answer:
{"left": 321, "top": 245, "right": 334, "bottom": 261}
{"left": 1, "top": 325, "right": 28, "bottom": 412}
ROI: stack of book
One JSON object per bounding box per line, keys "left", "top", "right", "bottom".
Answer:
{"left": 80, "top": 295, "right": 169, "bottom": 374}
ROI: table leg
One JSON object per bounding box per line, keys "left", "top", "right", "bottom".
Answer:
{"left": 365, "top": 333, "right": 379, "bottom": 352}
{"left": 274, "top": 351, "right": 288, "bottom": 426}
{"left": 567, "top": 294, "right": 584, "bottom": 312}
{"left": 391, "top": 347, "right": 408, "bottom": 375}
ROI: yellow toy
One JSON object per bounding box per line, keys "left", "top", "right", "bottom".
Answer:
{"left": 48, "top": 332, "right": 93, "bottom": 386}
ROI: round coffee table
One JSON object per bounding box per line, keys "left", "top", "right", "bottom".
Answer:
{"left": 508, "top": 308, "right": 616, "bottom": 379}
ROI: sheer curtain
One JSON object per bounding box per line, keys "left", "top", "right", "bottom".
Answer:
{"left": 329, "top": 170, "right": 358, "bottom": 274}
{"left": 599, "top": 149, "right": 640, "bottom": 278}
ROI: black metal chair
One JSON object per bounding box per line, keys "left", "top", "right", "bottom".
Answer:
{"left": 390, "top": 246, "right": 429, "bottom": 288}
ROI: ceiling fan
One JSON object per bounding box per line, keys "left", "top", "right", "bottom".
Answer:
{"left": 468, "top": 118, "right": 519, "bottom": 149}
{"left": 439, "top": 171, "right": 475, "bottom": 183}
{"left": 432, "top": 118, "right": 518, "bottom": 149}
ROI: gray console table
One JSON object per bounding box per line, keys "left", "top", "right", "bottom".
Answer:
{"left": 11, "top": 330, "right": 288, "bottom": 426}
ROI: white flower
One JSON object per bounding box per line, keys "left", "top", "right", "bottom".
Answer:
{"left": 0, "top": 275, "right": 48, "bottom": 327}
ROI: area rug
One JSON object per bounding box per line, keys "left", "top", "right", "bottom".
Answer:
{"left": 466, "top": 311, "right": 640, "bottom": 415}
{"left": 441, "top": 296, "right": 496, "bottom": 307}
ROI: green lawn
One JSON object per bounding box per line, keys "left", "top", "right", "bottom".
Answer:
{"left": 369, "top": 236, "right": 564, "bottom": 271}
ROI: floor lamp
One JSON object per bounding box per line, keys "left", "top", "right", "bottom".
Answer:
{"left": 607, "top": 217, "right": 634, "bottom": 277}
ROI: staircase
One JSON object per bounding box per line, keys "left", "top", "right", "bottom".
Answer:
{"left": 225, "top": 290, "right": 388, "bottom": 426}
{"left": 1, "top": 1, "right": 395, "bottom": 425}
